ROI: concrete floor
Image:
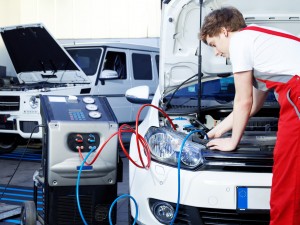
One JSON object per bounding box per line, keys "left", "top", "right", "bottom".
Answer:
{"left": 0, "top": 144, "right": 130, "bottom": 225}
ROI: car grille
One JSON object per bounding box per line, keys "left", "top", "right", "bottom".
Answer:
{"left": 0, "top": 96, "right": 20, "bottom": 111}
{"left": 199, "top": 207, "right": 270, "bottom": 225}
{"left": 245, "top": 117, "right": 278, "bottom": 132}
{"left": 200, "top": 150, "right": 274, "bottom": 173}
{"left": 196, "top": 132, "right": 275, "bottom": 173}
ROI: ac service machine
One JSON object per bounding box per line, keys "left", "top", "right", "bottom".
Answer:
{"left": 32, "top": 95, "right": 120, "bottom": 225}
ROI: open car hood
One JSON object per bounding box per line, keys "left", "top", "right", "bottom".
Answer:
{"left": 0, "top": 23, "right": 90, "bottom": 84}
{"left": 160, "top": 0, "right": 300, "bottom": 96}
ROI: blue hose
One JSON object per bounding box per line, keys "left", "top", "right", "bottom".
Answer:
{"left": 76, "top": 147, "right": 139, "bottom": 225}
{"left": 170, "top": 130, "right": 206, "bottom": 225}
{"left": 77, "top": 130, "right": 206, "bottom": 225}
{"left": 108, "top": 194, "right": 139, "bottom": 225}
{"left": 76, "top": 147, "right": 96, "bottom": 225}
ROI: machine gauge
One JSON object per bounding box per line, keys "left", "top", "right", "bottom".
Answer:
{"left": 83, "top": 97, "right": 95, "bottom": 104}
{"left": 86, "top": 104, "right": 98, "bottom": 111}
{"left": 89, "top": 111, "right": 102, "bottom": 119}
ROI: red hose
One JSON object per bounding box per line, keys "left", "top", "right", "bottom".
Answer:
{"left": 78, "top": 104, "right": 176, "bottom": 169}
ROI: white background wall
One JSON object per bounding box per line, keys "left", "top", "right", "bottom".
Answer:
{"left": 0, "top": 0, "right": 161, "bottom": 39}
{"left": 0, "top": 0, "right": 161, "bottom": 76}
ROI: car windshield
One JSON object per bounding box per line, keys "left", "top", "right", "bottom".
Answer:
{"left": 66, "top": 48, "right": 102, "bottom": 76}
{"left": 166, "top": 77, "right": 276, "bottom": 104}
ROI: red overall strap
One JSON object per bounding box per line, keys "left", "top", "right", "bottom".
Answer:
{"left": 242, "top": 26, "right": 300, "bottom": 42}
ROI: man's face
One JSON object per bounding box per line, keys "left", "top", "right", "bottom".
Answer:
{"left": 206, "top": 32, "right": 230, "bottom": 58}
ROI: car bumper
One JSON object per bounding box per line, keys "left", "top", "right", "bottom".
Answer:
{"left": 0, "top": 115, "right": 42, "bottom": 139}
{"left": 129, "top": 161, "right": 272, "bottom": 225}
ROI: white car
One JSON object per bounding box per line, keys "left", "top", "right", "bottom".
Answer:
{"left": 0, "top": 24, "right": 159, "bottom": 153}
{"left": 126, "top": 0, "right": 298, "bottom": 224}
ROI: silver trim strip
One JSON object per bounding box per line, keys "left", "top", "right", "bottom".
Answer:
{"left": 286, "top": 88, "right": 300, "bottom": 119}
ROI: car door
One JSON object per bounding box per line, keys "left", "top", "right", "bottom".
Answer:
{"left": 129, "top": 50, "right": 159, "bottom": 122}
{"left": 97, "top": 48, "right": 132, "bottom": 123}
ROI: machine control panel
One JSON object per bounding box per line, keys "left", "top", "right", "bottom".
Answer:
{"left": 41, "top": 95, "right": 117, "bottom": 122}
{"left": 67, "top": 132, "right": 100, "bottom": 152}
{"left": 69, "top": 110, "right": 86, "bottom": 121}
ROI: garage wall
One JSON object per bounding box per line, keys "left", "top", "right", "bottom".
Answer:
{"left": 0, "top": 0, "right": 161, "bottom": 76}
{"left": 0, "top": 0, "right": 161, "bottom": 39}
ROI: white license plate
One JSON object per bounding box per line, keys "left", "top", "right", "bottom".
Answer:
{"left": 237, "top": 187, "right": 271, "bottom": 210}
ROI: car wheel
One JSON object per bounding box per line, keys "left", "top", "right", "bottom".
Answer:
{"left": 0, "top": 134, "right": 19, "bottom": 154}
{"left": 20, "top": 201, "right": 36, "bottom": 225}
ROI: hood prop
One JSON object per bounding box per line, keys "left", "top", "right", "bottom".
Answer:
{"left": 197, "top": 0, "right": 204, "bottom": 120}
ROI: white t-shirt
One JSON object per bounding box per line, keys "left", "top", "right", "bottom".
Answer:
{"left": 229, "top": 24, "right": 300, "bottom": 90}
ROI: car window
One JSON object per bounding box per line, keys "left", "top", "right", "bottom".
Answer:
{"left": 103, "top": 51, "right": 127, "bottom": 79}
{"left": 66, "top": 48, "right": 101, "bottom": 76}
{"left": 132, "top": 53, "right": 152, "bottom": 80}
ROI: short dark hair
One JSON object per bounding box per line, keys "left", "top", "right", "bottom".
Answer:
{"left": 199, "top": 7, "right": 246, "bottom": 44}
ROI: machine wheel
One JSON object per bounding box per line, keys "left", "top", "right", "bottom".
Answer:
{"left": 20, "top": 201, "right": 36, "bottom": 225}
{"left": 0, "top": 134, "right": 19, "bottom": 154}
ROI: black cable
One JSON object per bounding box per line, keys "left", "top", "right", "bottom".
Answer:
{"left": 162, "top": 73, "right": 198, "bottom": 110}
{"left": 0, "top": 124, "right": 45, "bottom": 201}
{"left": 192, "top": 118, "right": 210, "bottom": 133}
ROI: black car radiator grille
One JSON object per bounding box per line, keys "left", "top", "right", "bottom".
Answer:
{"left": 245, "top": 117, "right": 278, "bottom": 132}
{"left": 200, "top": 150, "right": 274, "bottom": 173}
{"left": 195, "top": 131, "right": 276, "bottom": 173}
{"left": 199, "top": 207, "right": 270, "bottom": 225}
{"left": 0, "top": 96, "right": 20, "bottom": 111}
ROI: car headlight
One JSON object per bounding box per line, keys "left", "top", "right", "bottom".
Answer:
{"left": 145, "top": 126, "right": 205, "bottom": 169}
{"left": 29, "top": 96, "right": 39, "bottom": 109}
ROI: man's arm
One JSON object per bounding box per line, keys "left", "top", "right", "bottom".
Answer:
{"left": 251, "top": 85, "right": 269, "bottom": 116}
{"left": 207, "top": 85, "right": 269, "bottom": 139}
{"left": 207, "top": 70, "right": 253, "bottom": 151}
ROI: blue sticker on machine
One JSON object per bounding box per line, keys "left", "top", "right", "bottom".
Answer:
{"left": 77, "top": 165, "right": 93, "bottom": 171}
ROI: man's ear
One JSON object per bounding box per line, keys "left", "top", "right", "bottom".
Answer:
{"left": 221, "top": 27, "right": 228, "bottom": 37}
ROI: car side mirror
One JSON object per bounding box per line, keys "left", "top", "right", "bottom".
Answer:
{"left": 125, "top": 86, "right": 152, "bottom": 104}
{"left": 99, "top": 70, "right": 119, "bottom": 80}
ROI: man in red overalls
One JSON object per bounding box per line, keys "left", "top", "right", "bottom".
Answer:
{"left": 199, "top": 6, "right": 300, "bottom": 225}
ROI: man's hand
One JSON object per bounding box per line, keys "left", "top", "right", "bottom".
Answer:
{"left": 207, "top": 130, "right": 223, "bottom": 139}
{"left": 206, "top": 138, "right": 237, "bottom": 151}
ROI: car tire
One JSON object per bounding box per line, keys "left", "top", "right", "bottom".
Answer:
{"left": 0, "top": 134, "right": 19, "bottom": 154}
{"left": 20, "top": 201, "right": 36, "bottom": 225}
